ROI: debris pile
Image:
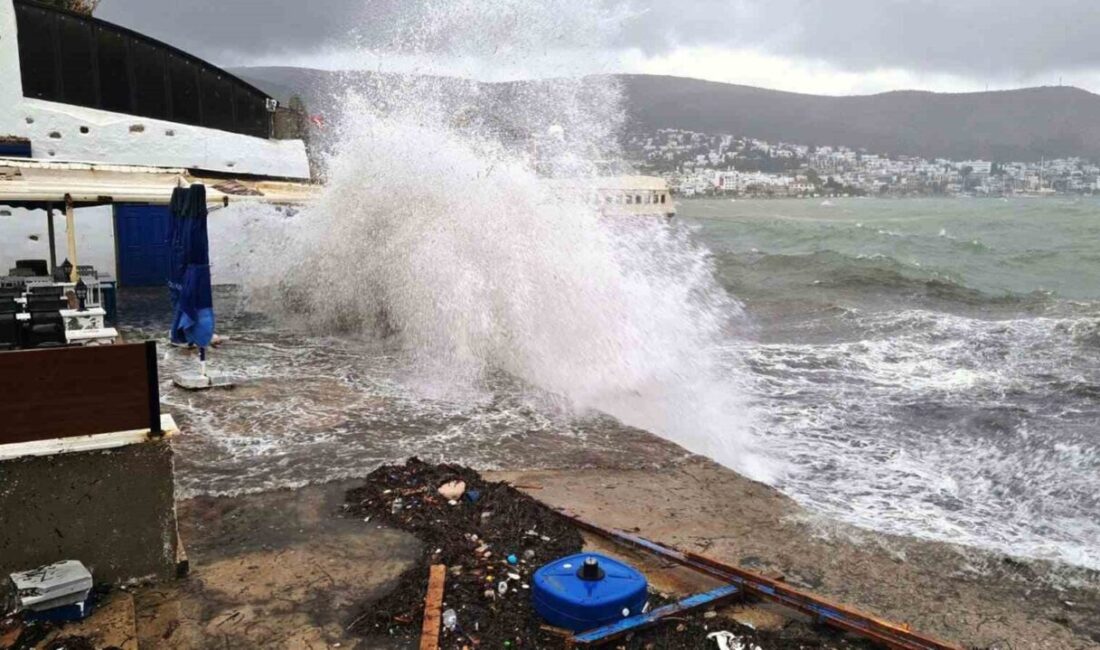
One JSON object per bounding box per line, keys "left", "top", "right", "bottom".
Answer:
{"left": 344, "top": 458, "right": 583, "bottom": 647}
{"left": 344, "top": 459, "right": 884, "bottom": 649}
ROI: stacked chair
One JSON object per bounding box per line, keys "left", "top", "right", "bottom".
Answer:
{"left": 24, "top": 285, "right": 66, "bottom": 348}
{"left": 0, "top": 289, "right": 21, "bottom": 350}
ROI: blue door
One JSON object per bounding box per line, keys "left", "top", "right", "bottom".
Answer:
{"left": 115, "top": 204, "right": 171, "bottom": 286}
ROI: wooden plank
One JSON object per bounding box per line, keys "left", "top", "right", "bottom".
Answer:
{"left": 419, "top": 564, "right": 446, "bottom": 650}
{"left": 0, "top": 343, "right": 155, "bottom": 444}
{"left": 572, "top": 585, "right": 740, "bottom": 645}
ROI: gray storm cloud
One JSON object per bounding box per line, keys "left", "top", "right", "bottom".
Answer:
{"left": 96, "top": 0, "right": 1097, "bottom": 78}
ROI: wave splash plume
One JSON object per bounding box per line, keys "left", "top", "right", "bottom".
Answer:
{"left": 231, "top": 0, "right": 774, "bottom": 481}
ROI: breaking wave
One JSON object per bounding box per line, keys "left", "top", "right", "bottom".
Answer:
{"left": 228, "top": 0, "right": 774, "bottom": 481}
{"left": 714, "top": 249, "right": 1048, "bottom": 308}
{"left": 737, "top": 306, "right": 1100, "bottom": 570}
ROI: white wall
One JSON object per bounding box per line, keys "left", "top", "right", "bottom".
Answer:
{"left": 0, "top": 1, "right": 310, "bottom": 180}
{"left": 1, "top": 202, "right": 284, "bottom": 286}
{"left": 0, "top": 205, "right": 116, "bottom": 277}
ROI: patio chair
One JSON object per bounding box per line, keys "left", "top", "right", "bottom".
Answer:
{"left": 0, "top": 312, "right": 20, "bottom": 350}
{"left": 15, "top": 260, "right": 49, "bottom": 276}
{"left": 25, "top": 309, "right": 65, "bottom": 347}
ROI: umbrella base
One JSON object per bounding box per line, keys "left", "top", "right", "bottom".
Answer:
{"left": 173, "top": 372, "right": 234, "bottom": 391}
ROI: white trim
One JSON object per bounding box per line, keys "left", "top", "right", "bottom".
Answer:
{"left": 65, "top": 326, "right": 118, "bottom": 343}
{"left": 60, "top": 307, "right": 106, "bottom": 318}
{"left": 0, "top": 414, "right": 178, "bottom": 461}
{"left": 0, "top": 156, "right": 321, "bottom": 205}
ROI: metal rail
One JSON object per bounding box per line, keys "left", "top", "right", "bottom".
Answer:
{"left": 557, "top": 508, "right": 962, "bottom": 650}
{"left": 570, "top": 585, "right": 741, "bottom": 646}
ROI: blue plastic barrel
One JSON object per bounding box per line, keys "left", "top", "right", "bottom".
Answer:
{"left": 532, "top": 552, "right": 648, "bottom": 631}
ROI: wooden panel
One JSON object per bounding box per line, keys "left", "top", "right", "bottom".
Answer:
{"left": 0, "top": 343, "right": 156, "bottom": 445}
{"left": 419, "top": 564, "right": 446, "bottom": 650}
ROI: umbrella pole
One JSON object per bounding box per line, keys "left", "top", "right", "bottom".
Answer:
{"left": 46, "top": 202, "right": 57, "bottom": 272}
{"left": 65, "top": 194, "right": 78, "bottom": 282}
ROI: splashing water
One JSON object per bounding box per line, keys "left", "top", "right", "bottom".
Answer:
{"left": 226, "top": 0, "right": 775, "bottom": 481}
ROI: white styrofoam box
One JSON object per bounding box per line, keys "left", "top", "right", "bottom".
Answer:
{"left": 10, "top": 560, "right": 92, "bottom": 612}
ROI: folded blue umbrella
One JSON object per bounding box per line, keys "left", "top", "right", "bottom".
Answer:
{"left": 168, "top": 184, "right": 214, "bottom": 348}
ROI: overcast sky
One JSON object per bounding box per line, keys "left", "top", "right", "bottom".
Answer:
{"left": 96, "top": 0, "right": 1100, "bottom": 95}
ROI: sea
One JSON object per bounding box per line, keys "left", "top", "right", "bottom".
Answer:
{"left": 683, "top": 197, "right": 1100, "bottom": 572}
{"left": 139, "top": 196, "right": 1100, "bottom": 575}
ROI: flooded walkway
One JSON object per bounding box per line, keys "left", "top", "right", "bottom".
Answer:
{"left": 119, "top": 287, "right": 688, "bottom": 497}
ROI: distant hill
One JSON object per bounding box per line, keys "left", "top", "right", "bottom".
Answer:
{"left": 619, "top": 75, "right": 1100, "bottom": 162}
{"left": 233, "top": 67, "right": 1100, "bottom": 162}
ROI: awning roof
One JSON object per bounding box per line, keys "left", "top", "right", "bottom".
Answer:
{"left": 544, "top": 175, "right": 670, "bottom": 191}
{"left": 0, "top": 157, "right": 321, "bottom": 207}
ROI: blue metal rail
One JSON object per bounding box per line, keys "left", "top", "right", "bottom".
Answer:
{"left": 571, "top": 585, "right": 741, "bottom": 646}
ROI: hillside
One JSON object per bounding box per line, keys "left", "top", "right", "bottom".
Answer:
{"left": 620, "top": 75, "right": 1100, "bottom": 162}
{"left": 233, "top": 67, "right": 1100, "bottom": 162}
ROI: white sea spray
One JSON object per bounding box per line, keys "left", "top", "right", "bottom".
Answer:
{"left": 226, "top": 0, "right": 775, "bottom": 481}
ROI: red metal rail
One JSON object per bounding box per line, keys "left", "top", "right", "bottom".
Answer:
{"left": 557, "top": 508, "right": 962, "bottom": 650}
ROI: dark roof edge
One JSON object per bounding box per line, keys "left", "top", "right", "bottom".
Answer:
{"left": 13, "top": 0, "right": 274, "bottom": 101}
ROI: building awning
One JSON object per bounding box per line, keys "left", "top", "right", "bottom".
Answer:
{"left": 0, "top": 157, "right": 321, "bottom": 207}
{"left": 544, "top": 175, "right": 671, "bottom": 192}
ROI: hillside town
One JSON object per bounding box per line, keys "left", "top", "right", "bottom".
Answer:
{"left": 625, "top": 128, "right": 1100, "bottom": 197}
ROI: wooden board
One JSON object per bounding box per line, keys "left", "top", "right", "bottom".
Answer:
{"left": 0, "top": 342, "right": 159, "bottom": 445}
{"left": 419, "top": 564, "right": 447, "bottom": 650}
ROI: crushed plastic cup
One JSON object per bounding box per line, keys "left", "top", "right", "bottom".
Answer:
{"left": 442, "top": 608, "right": 457, "bottom": 631}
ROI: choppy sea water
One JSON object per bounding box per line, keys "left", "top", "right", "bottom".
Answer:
{"left": 126, "top": 197, "right": 1100, "bottom": 573}
{"left": 684, "top": 197, "right": 1100, "bottom": 571}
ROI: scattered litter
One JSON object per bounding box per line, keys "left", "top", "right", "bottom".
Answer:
{"left": 10, "top": 561, "right": 93, "bottom": 620}
{"left": 506, "top": 554, "right": 518, "bottom": 565}
{"left": 708, "top": 630, "right": 763, "bottom": 650}
{"left": 437, "top": 480, "right": 466, "bottom": 500}
{"left": 343, "top": 459, "right": 582, "bottom": 646}
{"left": 343, "top": 459, "right": 885, "bottom": 650}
